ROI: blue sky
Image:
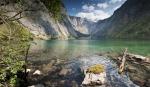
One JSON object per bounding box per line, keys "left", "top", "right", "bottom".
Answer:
{"left": 62, "top": 0, "right": 126, "bottom": 22}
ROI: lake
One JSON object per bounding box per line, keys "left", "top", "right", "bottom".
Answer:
{"left": 29, "top": 40, "right": 150, "bottom": 61}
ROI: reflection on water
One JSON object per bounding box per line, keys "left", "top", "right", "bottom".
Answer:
{"left": 29, "top": 40, "right": 150, "bottom": 61}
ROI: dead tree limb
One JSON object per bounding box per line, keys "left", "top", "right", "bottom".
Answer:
{"left": 119, "top": 48, "right": 128, "bottom": 74}
{"left": 0, "top": 9, "right": 39, "bottom": 24}
{"left": 24, "top": 44, "right": 30, "bottom": 74}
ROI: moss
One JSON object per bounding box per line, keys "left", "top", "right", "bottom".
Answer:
{"left": 87, "top": 64, "right": 105, "bottom": 74}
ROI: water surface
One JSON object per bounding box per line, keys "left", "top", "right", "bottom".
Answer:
{"left": 29, "top": 40, "right": 150, "bottom": 61}
{"left": 28, "top": 40, "right": 150, "bottom": 87}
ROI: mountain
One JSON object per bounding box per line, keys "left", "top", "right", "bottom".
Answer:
{"left": 68, "top": 16, "right": 95, "bottom": 38}
{"left": 0, "top": 0, "right": 91, "bottom": 40}
{"left": 92, "top": 0, "right": 150, "bottom": 40}
{"left": 2, "top": 0, "right": 149, "bottom": 40}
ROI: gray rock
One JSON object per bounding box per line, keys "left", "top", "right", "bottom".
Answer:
{"left": 82, "top": 72, "right": 107, "bottom": 86}
{"left": 59, "top": 68, "right": 72, "bottom": 76}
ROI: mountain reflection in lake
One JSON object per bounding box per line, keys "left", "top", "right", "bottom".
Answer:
{"left": 29, "top": 40, "right": 150, "bottom": 61}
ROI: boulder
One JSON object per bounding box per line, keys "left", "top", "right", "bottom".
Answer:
{"left": 82, "top": 72, "right": 107, "bottom": 85}
{"left": 82, "top": 64, "right": 107, "bottom": 86}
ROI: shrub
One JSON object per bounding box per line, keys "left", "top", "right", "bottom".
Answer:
{"left": 0, "top": 21, "right": 32, "bottom": 87}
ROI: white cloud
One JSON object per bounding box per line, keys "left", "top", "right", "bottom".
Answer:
{"left": 76, "top": 10, "right": 110, "bottom": 22}
{"left": 88, "top": 6, "right": 95, "bottom": 11}
{"left": 76, "top": 0, "right": 126, "bottom": 22}
{"left": 113, "top": 5, "right": 121, "bottom": 10}
{"left": 76, "top": 4, "right": 111, "bottom": 22}
{"left": 109, "top": 0, "right": 123, "bottom": 3}
{"left": 82, "top": 5, "right": 95, "bottom": 11}
{"left": 97, "top": 3, "right": 109, "bottom": 9}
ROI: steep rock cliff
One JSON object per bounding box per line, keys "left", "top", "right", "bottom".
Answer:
{"left": 0, "top": 0, "right": 91, "bottom": 40}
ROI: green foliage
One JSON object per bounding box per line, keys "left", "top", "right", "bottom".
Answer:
{"left": 16, "top": 0, "right": 25, "bottom": 9}
{"left": 9, "top": 75, "right": 18, "bottom": 87}
{"left": 0, "top": 22, "right": 32, "bottom": 87}
{"left": 41, "top": 0, "right": 62, "bottom": 20}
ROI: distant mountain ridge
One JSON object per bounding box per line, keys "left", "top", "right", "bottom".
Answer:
{"left": 91, "top": 0, "right": 150, "bottom": 39}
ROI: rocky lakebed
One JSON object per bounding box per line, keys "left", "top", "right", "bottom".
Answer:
{"left": 27, "top": 54, "right": 150, "bottom": 87}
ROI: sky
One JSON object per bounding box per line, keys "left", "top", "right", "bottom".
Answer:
{"left": 62, "top": 0, "right": 126, "bottom": 22}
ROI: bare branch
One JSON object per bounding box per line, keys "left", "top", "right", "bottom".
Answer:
{"left": 118, "top": 48, "right": 128, "bottom": 74}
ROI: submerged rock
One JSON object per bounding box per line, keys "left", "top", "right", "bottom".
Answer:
{"left": 28, "top": 55, "right": 139, "bottom": 87}
{"left": 59, "top": 68, "right": 72, "bottom": 76}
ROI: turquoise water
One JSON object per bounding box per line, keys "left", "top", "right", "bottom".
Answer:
{"left": 29, "top": 40, "right": 150, "bottom": 61}
{"left": 28, "top": 40, "right": 149, "bottom": 86}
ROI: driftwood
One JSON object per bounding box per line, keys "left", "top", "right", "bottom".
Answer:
{"left": 118, "top": 48, "right": 150, "bottom": 74}
{"left": 118, "top": 48, "right": 127, "bottom": 74}
{"left": 126, "top": 53, "right": 150, "bottom": 64}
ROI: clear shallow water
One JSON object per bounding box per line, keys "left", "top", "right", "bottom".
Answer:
{"left": 29, "top": 40, "right": 149, "bottom": 87}
{"left": 75, "top": 55, "right": 138, "bottom": 87}
{"left": 29, "top": 40, "right": 150, "bottom": 61}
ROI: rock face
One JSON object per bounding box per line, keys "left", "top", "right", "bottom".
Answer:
{"left": 92, "top": 0, "right": 150, "bottom": 39}
{"left": 69, "top": 16, "right": 90, "bottom": 35}
{"left": 0, "top": 0, "right": 92, "bottom": 40}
